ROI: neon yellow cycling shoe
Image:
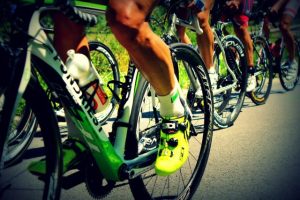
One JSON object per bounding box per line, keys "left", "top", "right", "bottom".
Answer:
{"left": 155, "top": 116, "right": 190, "bottom": 176}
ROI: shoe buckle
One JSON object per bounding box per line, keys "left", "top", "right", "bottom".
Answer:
{"left": 161, "top": 120, "right": 188, "bottom": 134}
{"left": 161, "top": 121, "right": 179, "bottom": 134}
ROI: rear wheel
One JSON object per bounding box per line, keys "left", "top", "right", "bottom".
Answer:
{"left": 128, "top": 43, "right": 213, "bottom": 199}
{"left": 248, "top": 36, "right": 273, "bottom": 105}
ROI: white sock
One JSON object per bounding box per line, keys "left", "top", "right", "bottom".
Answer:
{"left": 208, "top": 67, "right": 216, "bottom": 74}
{"left": 158, "top": 79, "right": 185, "bottom": 119}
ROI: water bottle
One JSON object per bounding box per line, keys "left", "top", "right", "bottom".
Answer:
{"left": 66, "top": 49, "right": 109, "bottom": 113}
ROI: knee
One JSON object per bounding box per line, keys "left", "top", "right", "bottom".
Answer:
{"left": 197, "top": 12, "right": 210, "bottom": 30}
{"left": 106, "top": 1, "right": 145, "bottom": 41}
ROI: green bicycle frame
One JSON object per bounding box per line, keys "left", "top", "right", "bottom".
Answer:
{"left": 28, "top": 6, "right": 156, "bottom": 181}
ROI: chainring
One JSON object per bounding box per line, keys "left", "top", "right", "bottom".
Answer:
{"left": 84, "top": 159, "right": 116, "bottom": 199}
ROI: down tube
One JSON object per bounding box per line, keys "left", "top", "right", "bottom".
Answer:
{"left": 29, "top": 8, "right": 124, "bottom": 181}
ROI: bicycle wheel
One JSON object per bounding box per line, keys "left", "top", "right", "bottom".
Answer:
{"left": 128, "top": 43, "right": 213, "bottom": 199}
{"left": 248, "top": 36, "right": 273, "bottom": 105}
{"left": 0, "top": 79, "right": 62, "bottom": 200}
{"left": 213, "top": 35, "right": 247, "bottom": 128}
{"left": 278, "top": 39, "right": 300, "bottom": 91}
{"left": 89, "top": 41, "right": 120, "bottom": 124}
{"left": 1, "top": 95, "right": 38, "bottom": 167}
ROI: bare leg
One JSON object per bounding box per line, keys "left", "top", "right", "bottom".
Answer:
{"left": 234, "top": 25, "right": 254, "bottom": 67}
{"left": 196, "top": 0, "right": 214, "bottom": 70}
{"left": 106, "top": 1, "right": 190, "bottom": 176}
{"left": 177, "top": 25, "right": 192, "bottom": 44}
{"left": 106, "top": 0, "right": 175, "bottom": 96}
{"left": 53, "top": 13, "right": 89, "bottom": 62}
{"left": 280, "top": 14, "right": 295, "bottom": 61}
{"left": 175, "top": 9, "right": 192, "bottom": 44}
{"left": 175, "top": 1, "right": 214, "bottom": 70}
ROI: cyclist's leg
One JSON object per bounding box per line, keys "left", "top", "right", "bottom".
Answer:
{"left": 233, "top": 15, "right": 256, "bottom": 91}
{"left": 53, "top": 13, "right": 89, "bottom": 62}
{"left": 176, "top": 9, "right": 192, "bottom": 44}
{"left": 196, "top": 0, "right": 218, "bottom": 90}
{"left": 176, "top": 0, "right": 216, "bottom": 90}
{"left": 233, "top": 16, "right": 254, "bottom": 68}
{"left": 173, "top": 1, "right": 215, "bottom": 69}
{"left": 196, "top": 0, "right": 215, "bottom": 71}
{"left": 280, "top": 0, "right": 300, "bottom": 62}
{"left": 106, "top": 1, "right": 176, "bottom": 96}
{"left": 176, "top": 27, "right": 192, "bottom": 44}
{"left": 106, "top": 0, "right": 189, "bottom": 176}
{"left": 106, "top": 0, "right": 184, "bottom": 115}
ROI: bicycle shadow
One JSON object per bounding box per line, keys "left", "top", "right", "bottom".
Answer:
{"left": 61, "top": 168, "right": 130, "bottom": 190}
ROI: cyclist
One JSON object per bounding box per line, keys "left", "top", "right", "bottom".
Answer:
{"left": 11, "top": 0, "right": 202, "bottom": 176}
{"left": 105, "top": 0, "right": 206, "bottom": 176}
{"left": 264, "top": 0, "right": 299, "bottom": 79}
{"left": 53, "top": 0, "right": 204, "bottom": 176}
{"left": 174, "top": 0, "right": 217, "bottom": 91}
{"left": 222, "top": 0, "right": 256, "bottom": 92}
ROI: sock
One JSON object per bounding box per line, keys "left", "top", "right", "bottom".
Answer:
{"left": 207, "top": 67, "right": 216, "bottom": 74}
{"left": 157, "top": 79, "right": 185, "bottom": 119}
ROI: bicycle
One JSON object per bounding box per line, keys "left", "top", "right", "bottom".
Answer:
{"left": 0, "top": 1, "right": 213, "bottom": 199}
{"left": 152, "top": 3, "right": 248, "bottom": 128}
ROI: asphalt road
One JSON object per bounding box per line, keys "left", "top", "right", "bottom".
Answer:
{"left": 59, "top": 79, "right": 300, "bottom": 200}
{"left": 1, "top": 79, "right": 300, "bottom": 200}
{"left": 194, "top": 79, "right": 300, "bottom": 200}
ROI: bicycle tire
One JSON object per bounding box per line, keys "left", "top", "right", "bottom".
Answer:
{"left": 127, "top": 43, "right": 213, "bottom": 199}
{"left": 2, "top": 98, "right": 38, "bottom": 167}
{"left": 213, "top": 35, "right": 247, "bottom": 128}
{"left": 278, "top": 39, "right": 300, "bottom": 91}
{"left": 248, "top": 36, "right": 273, "bottom": 105}
{"left": 89, "top": 41, "right": 120, "bottom": 123}
{"left": 0, "top": 79, "right": 62, "bottom": 200}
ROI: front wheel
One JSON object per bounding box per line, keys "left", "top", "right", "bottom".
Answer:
{"left": 127, "top": 43, "right": 214, "bottom": 199}
{"left": 1, "top": 96, "right": 38, "bottom": 167}
{"left": 248, "top": 36, "right": 273, "bottom": 105}
{"left": 0, "top": 79, "right": 62, "bottom": 200}
{"left": 213, "top": 35, "right": 247, "bottom": 128}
